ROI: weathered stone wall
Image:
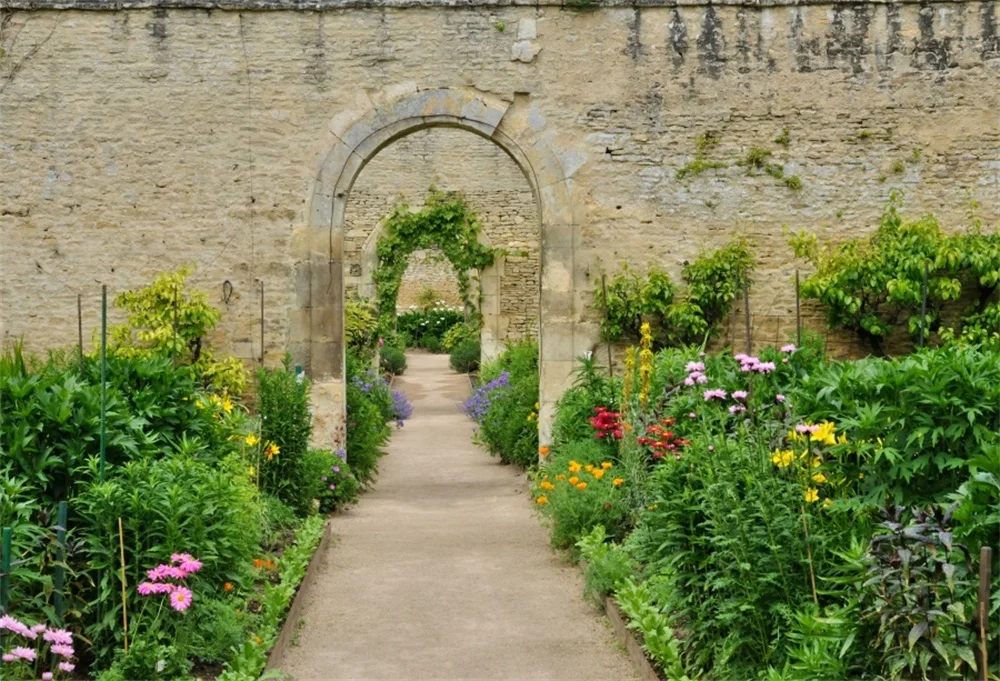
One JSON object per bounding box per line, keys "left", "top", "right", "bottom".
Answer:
{"left": 1, "top": 0, "right": 998, "bottom": 375}
{"left": 343, "top": 127, "right": 540, "bottom": 337}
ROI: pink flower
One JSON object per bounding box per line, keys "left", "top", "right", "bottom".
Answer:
{"left": 43, "top": 628, "right": 73, "bottom": 646}
{"left": 703, "top": 389, "right": 727, "bottom": 401}
{"left": 31, "top": 624, "right": 47, "bottom": 634}
{"left": 0, "top": 614, "right": 30, "bottom": 637}
{"left": 58, "top": 662, "right": 76, "bottom": 673}
{"left": 688, "top": 412, "right": 697, "bottom": 419}
{"left": 732, "top": 390, "right": 748, "bottom": 401}
{"left": 146, "top": 564, "right": 171, "bottom": 581}
{"left": 781, "top": 344, "right": 797, "bottom": 353}
{"left": 698, "top": 352, "right": 706, "bottom": 358}
{"left": 49, "top": 644, "right": 74, "bottom": 658}
{"left": 42, "top": 672, "right": 53, "bottom": 680}
{"left": 734, "top": 353, "right": 749, "bottom": 362}
{"left": 11, "top": 646, "right": 36, "bottom": 662}
{"left": 137, "top": 582, "right": 155, "bottom": 595}
{"left": 755, "top": 361, "right": 776, "bottom": 373}
{"left": 729, "top": 404, "right": 747, "bottom": 414}
{"left": 708, "top": 445, "right": 715, "bottom": 452}
{"left": 332, "top": 466, "right": 341, "bottom": 473}
{"left": 2, "top": 654, "right": 14, "bottom": 663}
{"left": 683, "top": 376, "right": 695, "bottom": 386}
{"left": 171, "top": 553, "right": 194, "bottom": 564}
{"left": 169, "top": 586, "right": 193, "bottom": 612}
{"left": 796, "top": 424, "right": 819, "bottom": 434}
{"left": 329, "top": 484, "right": 336, "bottom": 490}
{"left": 776, "top": 394, "right": 786, "bottom": 403}
{"left": 685, "top": 361, "right": 705, "bottom": 373}
{"left": 179, "top": 558, "right": 203, "bottom": 576}
{"left": 150, "top": 582, "right": 176, "bottom": 594}
{"left": 696, "top": 374, "right": 708, "bottom": 384}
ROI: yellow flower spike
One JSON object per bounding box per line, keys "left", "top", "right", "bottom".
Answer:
{"left": 591, "top": 469, "right": 605, "bottom": 480}
{"left": 536, "top": 496, "right": 548, "bottom": 505}
{"left": 811, "top": 472, "right": 827, "bottom": 484}
{"left": 613, "top": 478, "right": 625, "bottom": 487}
{"left": 576, "top": 482, "right": 588, "bottom": 491}
{"left": 804, "top": 487, "right": 819, "bottom": 503}
{"left": 245, "top": 433, "right": 260, "bottom": 447}
{"left": 601, "top": 462, "right": 613, "bottom": 470}
{"left": 568, "top": 476, "right": 580, "bottom": 485}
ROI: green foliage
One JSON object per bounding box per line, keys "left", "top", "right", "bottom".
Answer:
{"left": 793, "top": 346, "right": 1000, "bottom": 507}
{"left": 595, "top": 242, "right": 754, "bottom": 348}
{"left": 442, "top": 321, "right": 479, "bottom": 352}
{"left": 577, "top": 525, "right": 634, "bottom": 597}
{"left": 774, "top": 128, "right": 791, "bottom": 147}
{"left": 397, "top": 309, "right": 464, "bottom": 351}
{"left": 109, "top": 266, "right": 246, "bottom": 394}
{"left": 449, "top": 339, "right": 481, "bottom": 374}
{"left": 552, "top": 355, "right": 618, "bottom": 446}
{"left": 473, "top": 341, "right": 539, "bottom": 467}
{"left": 416, "top": 285, "right": 442, "bottom": 312}
{"left": 305, "top": 448, "right": 360, "bottom": 513}
{"left": 76, "top": 453, "right": 262, "bottom": 660}
{"left": 615, "top": 577, "right": 691, "bottom": 681}
{"left": 97, "top": 635, "right": 194, "bottom": 681}
{"left": 677, "top": 130, "right": 726, "bottom": 180}
{"left": 345, "top": 350, "right": 393, "bottom": 484}
{"left": 379, "top": 344, "right": 407, "bottom": 375}
{"left": 534, "top": 440, "right": 630, "bottom": 549}
{"left": 794, "top": 193, "right": 999, "bottom": 351}
{"left": 257, "top": 356, "right": 313, "bottom": 515}
{"left": 345, "top": 298, "right": 378, "bottom": 359}
{"left": 373, "top": 191, "right": 502, "bottom": 334}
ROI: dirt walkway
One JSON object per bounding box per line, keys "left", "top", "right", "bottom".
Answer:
{"left": 279, "top": 352, "right": 637, "bottom": 681}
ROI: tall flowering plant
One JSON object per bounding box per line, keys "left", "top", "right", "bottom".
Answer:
{"left": 0, "top": 616, "right": 76, "bottom": 681}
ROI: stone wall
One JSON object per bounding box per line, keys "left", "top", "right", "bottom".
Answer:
{"left": 1, "top": 0, "right": 998, "bottom": 373}
{"left": 343, "top": 127, "right": 540, "bottom": 337}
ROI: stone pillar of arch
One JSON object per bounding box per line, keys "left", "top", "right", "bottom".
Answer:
{"left": 292, "top": 85, "right": 590, "bottom": 448}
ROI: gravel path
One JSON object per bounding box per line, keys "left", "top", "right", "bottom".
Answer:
{"left": 278, "top": 352, "right": 637, "bottom": 681}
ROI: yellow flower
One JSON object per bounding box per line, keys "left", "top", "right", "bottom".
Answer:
{"left": 810, "top": 421, "right": 837, "bottom": 446}
{"left": 534, "top": 402, "right": 540, "bottom": 410}
{"left": 222, "top": 397, "right": 233, "bottom": 413}
{"left": 576, "top": 482, "right": 588, "bottom": 491}
{"left": 555, "top": 474, "right": 566, "bottom": 481}
{"left": 821, "top": 498, "right": 833, "bottom": 509}
{"left": 195, "top": 400, "right": 206, "bottom": 409}
{"left": 568, "top": 461, "right": 582, "bottom": 473}
{"left": 568, "top": 476, "right": 580, "bottom": 485}
{"left": 837, "top": 432, "right": 848, "bottom": 445}
{"left": 613, "top": 478, "right": 625, "bottom": 487}
{"left": 584, "top": 464, "right": 594, "bottom": 472}
{"left": 539, "top": 481, "right": 555, "bottom": 491}
{"left": 788, "top": 429, "right": 804, "bottom": 442}
{"left": 811, "top": 456, "right": 823, "bottom": 468}
{"left": 804, "top": 487, "right": 819, "bottom": 503}
{"left": 264, "top": 442, "right": 280, "bottom": 461}
{"left": 859, "top": 472, "right": 865, "bottom": 480}
{"left": 647, "top": 503, "right": 658, "bottom": 511}
{"left": 591, "top": 469, "right": 605, "bottom": 480}
{"left": 601, "top": 462, "right": 613, "bottom": 470}
{"left": 209, "top": 394, "right": 222, "bottom": 406}
{"left": 248, "top": 466, "right": 255, "bottom": 477}
{"left": 811, "top": 472, "right": 827, "bottom": 484}
{"left": 245, "top": 433, "right": 260, "bottom": 447}
{"left": 536, "top": 496, "right": 548, "bottom": 505}
{"left": 771, "top": 450, "right": 796, "bottom": 468}
{"left": 527, "top": 413, "right": 536, "bottom": 422}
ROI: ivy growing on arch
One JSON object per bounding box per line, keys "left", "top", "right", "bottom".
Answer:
{"left": 373, "top": 190, "right": 503, "bottom": 335}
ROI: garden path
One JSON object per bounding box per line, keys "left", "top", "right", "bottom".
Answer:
{"left": 278, "top": 352, "right": 637, "bottom": 681}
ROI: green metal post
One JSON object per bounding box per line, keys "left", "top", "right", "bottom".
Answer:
{"left": 53, "top": 501, "right": 68, "bottom": 623}
{"left": 100, "top": 284, "right": 107, "bottom": 481}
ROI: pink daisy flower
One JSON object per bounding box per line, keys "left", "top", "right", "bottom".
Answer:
{"left": 169, "top": 586, "right": 194, "bottom": 612}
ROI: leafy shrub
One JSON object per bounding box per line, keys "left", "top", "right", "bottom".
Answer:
{"left": 534, "top": 440, "right": 630, "bottom": 549}
{"left": 577, "top": 525, "right": 634, "bottom": 597}
{"left": 305, "top": 448, "right": 360, "bottom": 513}
{"left": 109, "top": 266, "right": 246, "bottom": 394}
{"left": 595, "top": 241, "right": 754, "bottom": 348}
{"left": 345, "top": 298, "right": 378, "bottom": 360}
{"left": 345, "top": 351, "right": 393, "bottom": 483}
{"left": 442, "top": 321, "right": 479, "bottom": 351}
{"left": 449, "top": 338, "right": 480, "bottom": 373}
{"left": 615, "top": 577, "right": 691, "bottom": 681}
{"left": 76, "top": 454, "right": 262, "bottom": 659}
{"left": 97, "top": 635, "right": 193, "bottom": 681}
{"left": 397, "top": 309, "right": 464, "bottom": 350}
{"left": 257, "top": 356, "right": 312, "bottom": 515}
{"left": 552, "top": 355, "right": 619, "bottom": 446}
{"left": 379, "top": 344, "right": 407, "bottom": 375}
{"left": 465, "top": 341, "right": 539, "bottom": 467}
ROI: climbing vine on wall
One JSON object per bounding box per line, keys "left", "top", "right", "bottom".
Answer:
{"left": 373, "top": 190, "right": 503, "bottom": 335}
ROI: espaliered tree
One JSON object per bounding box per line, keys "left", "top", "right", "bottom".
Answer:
{"left": 373, "top": 190, "right": 503, "bottom": 336}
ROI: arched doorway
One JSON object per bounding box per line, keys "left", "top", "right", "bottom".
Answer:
{"left": 291, "top": 86, "right": 590, "bottom": 447}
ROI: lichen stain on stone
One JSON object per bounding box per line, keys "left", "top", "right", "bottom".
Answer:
{"left": 791, "top": 8, "right": 821, "bottom": 73}
{"left": 981, "top": 1, "right": 1000, "bottom": 58}
{"left": 826, "top": 4, "right": 871, "bottom": 75}
{"left": 302, "top": 13, "right": 329, "bottom": 92}
{"left": 147, "top": 8, "right": 167, "bottom": 48}
{"left": 913, "top": 2, "right": 956, "bottom": 70}
{"left": 696, "top": 5, "right": 726, "bottom": 79}
{"left": 668, "top": 8, "right": 688, "bottom": 69}
{"left": 623, "top": 8, "right": 643, "bottom": 60}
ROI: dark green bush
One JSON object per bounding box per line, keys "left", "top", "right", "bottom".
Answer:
{"left": 345, "top": 350, "right": 393, "bottom": 483}
{"left": 449, "top": 338, "right": 480, "bottom": 373}
{"left": 397, "top": 309, "right": 464, "bottom": 350}
{"left": 257, "top": 356, "right": 313, "bottom": 515}
{"left": 380, "top": 345, "right": 407, "bottom": 375}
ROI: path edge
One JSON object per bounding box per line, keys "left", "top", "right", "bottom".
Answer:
{"left": 579, "top": 560, "right": 664, "bottom": 681}
{"left": 265, "top": 518, "right": 333, "bottom": 671}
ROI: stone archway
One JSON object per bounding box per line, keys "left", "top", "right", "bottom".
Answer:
{"left": 291, "top": 85, "right": 591, "bottom": 447}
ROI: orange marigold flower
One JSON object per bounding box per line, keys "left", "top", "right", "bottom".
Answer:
{"left": 576, "top": 482, "right": 588, "bottom": 491}
{"left": 536, "top": 496, "right": 549, "bottom": 505}
{"left": 601, "top": 462, "right": 613, "bottom": 470}
{"left": 613, "top": 478, "right": 625, "bottom": 487}
{"left": 568, "top": 476, "right": 580, "bottom": 485}
{"left": 539, "top": 446, "right": 550, "bottom": 457}
{"left": 591, "top": 469, "right": 605, "bottom": 480}
{"left": 223, "top": 582, "right": 234, "bottom": 592}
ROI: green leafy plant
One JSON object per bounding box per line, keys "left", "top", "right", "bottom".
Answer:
{"left": 257, "top": 356, "right": 313, "bottom": 515}
{"left": 449, "top": 338, "right": 481, "bottom": 374}
{"left": 345, "top": 298, "right": 378, "bottom": 360}
{"left": 109, "top": 266, "right": 246, "bottom": 394}
{"left": 442, "top": 321, "right": 479, "bottom": 352}
{"left": 615, "top": 577, "right": 691, "bottom": 681}
{"left": 676, "top": 130, "right": 727, "bottom": 180}
{"left": 379, "top": 344, "right": 407, "bottom": 375}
